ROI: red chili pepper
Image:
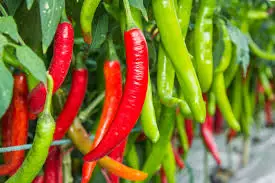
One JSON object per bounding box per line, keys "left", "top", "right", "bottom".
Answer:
{"left": 214, "top": 107, "right": 223, "bottom": 134}
{"left": 44, "top": 147, "right": 63, "bottom": 183}
{"left": 172, "top": 144, "right": 185, "bottom": 169}
{"left": 1, "top": 106, "right": 13, "bottom": 163}
{"left": 201, "top": 95, "right": 221, "bottom": 165}
{"left": 53, "top": 61, "right": 88, "bottom": 141}
{"left": 226, "top": 128, "right": 237, "bottom": 144}
{"left": 0, "top": 73, "right": 29, "bottom": 175}
{"left": 109, "top": 139, "right": 128, "bottom": 183}
{"left": 160, "top": 168, "right": 168, "bottom": 183}
{"left": 28, "top": 21, "right": 74, "bottom": 114}
{"left": 32, "top": 175, "right": 44, "bottom": 183}
{"left": 84, "top": 27, "right": 148, "bottom": 162}
{"left": 265, "top": 99, "right": 273, "bottom": 126}
{"left": 185, "top": 119, "right": 194, "bottom": 147}
{"left": 81, "top": 60, "right": 123, "bottom": 183}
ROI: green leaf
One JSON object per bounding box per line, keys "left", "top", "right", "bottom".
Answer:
{"left": 0, "top": 16, "right": 20, "bottom": 42}
{"left": 0, "top": 61, "right": 13, "bottom": 118}
{"left": 16, "top": 46, "right": 47, "bottom": 83}
{"left": 213, "top": 24, "right": 225, "bottom": 70}
{"left": 90, "top": 15, "right": 109, "bottom": 50}
{"left": 40, "top": 0, "right": 65, "bottom": 53}
{"left": 26, "top": 0, "right": 35, "bottom": 10}
{"left": 227, "top": 23, "right": 250, "bottom": 75}
{"left": 0, "top": 34, "right": 8, "bottom": 56}
{"left": 129, "top": 0, "right": 148, "bottom": 21}
{"left": 3, "top": 0, "right": 24, "bottom": 15}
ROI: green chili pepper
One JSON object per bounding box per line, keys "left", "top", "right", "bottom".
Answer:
{"left": 125, "top": 133, "right": 140, "bottom": 170}
{"left": 258, "top": 67, "right": 273, "bottom": 100}
{"left": 176, "top": 110, "right": 189, "bottom": 158}
{"left": 80, "top": 0, "right": 101, "bottom": 44}
{"left": 213, "top": 73, "right": 240, "bottom": 131}
{"left": 224, "top": 45, "right": 238, "bottom": 88}
{"left": 152, "top": 0, "right": 206, "bottom": 122}
{"left": 178, "top": 87, "right": 192, "bottom": 118}
{"left": 215, "top": 18, "right": 232, "bottom": 73}
{"left": 207, "top": 91, "right": 216, "bottom": 116}
{"left": 7, "top": 74, "right": 55, "bottom": 183}
{"left": 194, "top": 0, "right": 215, "bottom": 92}
{"left": 230, "top": 68, "right": 242, "bottom": 122}
{"left": 152, "top": 81, "right": 162, "bottom": 122}
{"left": 157, "top": 44, "right": 182, "bottom": 107}
{"left": 177, "top": 0, "right": 193, "bottom": 38}
{"left": 141, "top": 75, "right": 160, "bottom": 143}
{"left": 138, "top": 105, "right": 176, "bottom": 182}
{"left": 162, "top": 142, "right": 176, "bottom": 183}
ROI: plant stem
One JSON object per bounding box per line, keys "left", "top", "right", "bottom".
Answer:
{"left": 241, "top": 136, "right": 250, "bottom": 167}
{"left": 122, "top": 0, "right": 135, "bottom": 29}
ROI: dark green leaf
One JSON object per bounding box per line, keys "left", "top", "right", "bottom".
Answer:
{"left": 16, "top": 46, "right": 46, "bottom": 83}
{"left": 3, "top": 0, "right": 24, "bottom": 15}
{"left": 40, "top": 0, "right": 65, "bottom": 53}
{"left": 129, "top": 0, "right": 148, "bottom": 21}
{"left": 213, "top": 25, "right": 225, "bottom": 70}
{"left": 90, "top": 15, "right": 109, "bottom": 50}
{"left": 0, "top": 16, "right": 20, "bottom": 42}
{"left": 0, "top": 61, "right": 13, "bottom": 118}
{"left": 26, "top": 0, "right": 35, "bottom": 10}
{"left": 227, "top": 23, "right": 250, "bottom": 75}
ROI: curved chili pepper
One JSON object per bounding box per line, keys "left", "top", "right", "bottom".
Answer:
{"left": 178, "top": 87, "right": 192, "bottom": 118}
{"left": 28, "top": 20, "right": 74, "bottom": 114}
{"left": 84, "top": 1, "right": 148, "bottom": 161}
{"left": 230, "top": 67, "right": 242, "bottom": 122}
{"left": 213, "top": 73, "right": 240, "bottom": 131}
{"left": 177, "top": 0, "right": 192, "bottom": 39}
{"left": 80, "top": 0, "right": 101, "bottom": 44}
{"left": 172, "top": 144, "right": 185, "bottom": 169}
{"left": 258, "top": 67, "right": 274, "bottom": 101}
{"left": 141, "top": 75, "right": 160, "bottom": 142}
{"left": 194, "top": 0, "right": 215, "bottom": 92}
{"left": 265, "top": 99, "right": 273, "bottom": 126}
{"left": 152, "top": 0, "right": 206, "bottom": 122}
{"left": 109, "top": 139, "right": 128, "bottom": 183}
{"left": 160, "top": 168, "right": 168, "bottom": 183}
{"left": 207, "top": 92, "right": 216, "bottom": 116}
{"left": 201, "top": 97, "right": 221, "bottom": 165}
{"left": 224, "top": 45, "right": 238, "bottom": 88}
{"left": 176, "top": 108, "right": 189, "bottom": 157}
{"left": 32, "top": 175, "right": 44, "bottom": 183}
{"left": 139, "top": 105, "right": 176, "bottom": 181}
{"left": 67, "top": 118, "right": 148, "bottom": 181}
{"left": 81, "top": 52, "right": 123, "bottom": 183}
{"left": 126, "top": 137, "right": 140, "bottom": 170}
{"left": 162, "top": 143, "right": 176, "bottom": 183}
{"left": 44, "top": 147, "right": 62, "bottom": 183}
{"left": 215, "top": 18, "right": 232, "bottom": 73}
{"left": 185, "top": 119, "right": 194, "bottom": 147}
{"left": 214, "top": 107, "right": 223, "bottom": 134}
{"left": 53, "top": 55, "right": 88, "bottom": 141}
{"left": 157, "top": 44, "right": 181, "bottom": 107}
{"left": 0, "top": 73, "right": 28, "bottom": 176}
{"left": 7, "top": 74, "right": 55, "bottom": 183}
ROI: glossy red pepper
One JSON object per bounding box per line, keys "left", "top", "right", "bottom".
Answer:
{"left": 81, "top": 60, "right": 123, "bottom": 183}
{"left": 214, "top": 107, "right": 223, "bottom": 134}
{"left": 53, "top": 61, "right": 88, "bottom": 140}
{"left": 32, "top": 175, "right": 44, "bottom": 183}
{"left": 160, "top": 168, "right": 168, "bottom": 183}
{"left": 185, "top": 119, "right": 194, "bottom": 147}
{"left": 84, "top": 28, "right": 148, "bottom": 161}
{"left": 109, "top": 140, "right": 128, "bottom": 183}
{"left": 201, "top": 95, "right": 221, "bottom": 165}
{"left": 172, "top": 144, "right": 185, "bottom": 169}
{"left": 0, "top": 73, "right": 29, "bottom": 176}
{"left": 1, "top": 106, "right": 13, "bottom": 163}
{"left": 44, "top": 147, "right": 63, "bottom": 183}
{"left": 265, "top": 99, "right": 273, "bottom": 126}
{"left": 28, "top": 21, "right": 74, "bottom": 114}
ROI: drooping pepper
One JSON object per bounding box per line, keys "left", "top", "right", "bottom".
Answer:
{"left": 161, "top": 142, "right": 176, "bottom": 183}
{"left": 214, "top": 107, "right": 223, "bottom": 134}
{"left": 84, "top": 0, "right": 148, "bottom": 161}
{"left": 194, "top": 0, "right": 215, "bottom": 92}
{"left": 176, "top": 108, "right": 189, "bottom": 158}
{"left": 152, "top": 0, "right": 206, "bottom": 122}
{"left": 44, "top": 147, "right": 63, "bottom": 183}
{"left": 0, "top": 73, "right": 29, "bottom": 176}
{"left": 7, "top": 74, "right": 55, "bottom": 183}
{"left": 28, "top": 16, "right": 74, "bottom": 114}
{"left": 177, "top": 0, "right": 192, "bottom": 39}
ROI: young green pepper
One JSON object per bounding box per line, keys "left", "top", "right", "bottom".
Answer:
{"left": 162, "top": 142, "right": 176, "bottom": 183}
{"left": 177, "top": 0, "right": 193, "bottom": 38}
{"left": 152, "top": 0, "right": 206, "bottom": 122}
{"left": 194, "top": 0, "right": 215, "bottom": 92}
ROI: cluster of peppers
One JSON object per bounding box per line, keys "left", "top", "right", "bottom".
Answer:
{"left": 1, "top": 0, "right": 275, "bottom": 183}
